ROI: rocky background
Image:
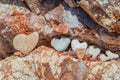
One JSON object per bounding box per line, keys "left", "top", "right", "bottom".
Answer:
{"left": 0, "top": 0, "right": 120, "bottom": 80}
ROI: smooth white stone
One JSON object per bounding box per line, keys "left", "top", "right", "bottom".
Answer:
{"left": 71, "top": 39, "right": 88, "bottom": 52}
{"left": 51, "top": 37, "right": 70, "bottom": 51}
{"left": 86, "top": 46, "right": 101, "bottom": 58}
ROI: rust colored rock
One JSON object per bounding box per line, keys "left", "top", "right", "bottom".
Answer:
{"left": 0, "top": 36, "right": 13, "bottom": 58}
{"left": 45, "top": 4, "right": 120, "bottom": 52}
{"left": 45, "top": 4, "right": 83, "bottom": 28}
{"left": 0, "top": 46, "right": 120, "bottom": 80}
{"left": 25, "top": 0, "right": 41, "bottom": 14}
{"left": 0, "top": 3, "right": 52, "bottom": 58}
{"left": 75, "top": 48, "right": 86, "bottom": 60}
{"left": 85, "top": 61, "right": 120, "bottom": 80}
{"left": 64, "top": 0, "right": 78, "bottom": 7}
{"left": 0, "top": 46, "right": 87, "bottom": 80}
{"left": 65, "top": 0, "right": 120, "bottom": 33}
{"left": 0, "top": 2, "right": 120, "bottom": 80}
{"left": 0, "top": 3, "right": 120, "bottom": 58}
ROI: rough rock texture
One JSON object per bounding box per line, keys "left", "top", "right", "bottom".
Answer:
{"left": 25, "top": 0, "right": 41, "bottom": 14}
{"left": 45, "top": 4, "right": 83, "bottom": 28}
{"left": 0, "top": 46, "right": 120, "bottom": 80}
{"left": 85, "top": 61, "right": 120, "bottom": 80}
{"left": 45, "top": 4, "right": 120, "bottom": 52}
{"left": 0, "top": 3, "right": 53, "bottom": 57}
{"left": 0, "top": 2, "right": 120, "bottom": 80}
{"left": 0, "top": 0, "right": 27, "bottom": 7}
{"left": 65, "top": 0, "right": 120, "bottom": 33}
{"left": 0, "top": 3, "right": 120, "bottom": 58}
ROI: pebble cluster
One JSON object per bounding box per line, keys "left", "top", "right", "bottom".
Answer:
{"left": 51, "top": 37, "right": 119, "bottom": 61}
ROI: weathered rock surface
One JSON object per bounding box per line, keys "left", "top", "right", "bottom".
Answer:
{"left": 65, "top": 0, "right": 120, "bottom": 33}
{"left": 25, "top": 0, "right": 41, "bottom": 14}
{"left": 0, "top": 3, "right": 120, "bottom": 58}
{"left": 0, "top": 3, "right": 53, "bottom": 57}
{"left": 0, "top": 46, "right": 120, "bottom": 80}
{"left": 0, "top": 2, "right": 120, "bottom": 80}
{"left": 45, "top": 4, "right": 120, "bottom": 52}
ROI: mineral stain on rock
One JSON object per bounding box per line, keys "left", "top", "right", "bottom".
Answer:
{"left": 0, "top": 0, "right": 120, "bottom": 80}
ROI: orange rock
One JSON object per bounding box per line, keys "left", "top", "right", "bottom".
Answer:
{"left": 53, "top": 23, "right": 68, "bottom": 34}
{"left": 83, "top": 54, "right": 92, "bottom": 60}
{"left": 75, "top": 48, "right": 86, "bottom": 60}
{"left": 0, "top": 46, "right": 120, "bottom": 79}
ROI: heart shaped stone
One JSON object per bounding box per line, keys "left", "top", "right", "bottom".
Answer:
{"left": 99, "top": 50, "right": 119, "bottom": 61}
{"left": 75, "top": 48, "right": 86, "bottom": 60}
{"left": 99, "top": 54, "right": 110, "bottom": 61}
{"left": 71, "top": 39, "right": 88, "bottom": 52}
{"left": 86, "top": 46, "right": 101, "bottom": 58}
{"left": 13, "top": 32, "right": 39, "bottom": 53}
{"left": 105, "top": 50, "right": 119, "bottom": 59}
{"left": 51, "top": 37, "right": 70, "bottom": 51}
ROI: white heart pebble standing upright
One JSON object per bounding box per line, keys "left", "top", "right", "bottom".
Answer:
{"left": 51, "top": 37, "right": 70, "bottom": 51}
{"left": 71, "top": 39, "right": 88, "bottom": 52}
{"left": 105, "top": 50, "right": 119, "bottom": 59}
{"left": 99, "top": 54, "right": 110, "bottom": 61}
{"left": 86, "top": 46, "right": 101, "bottom": 58}
{"left": 99, "top": 50, "right": 119, "bottom": 61}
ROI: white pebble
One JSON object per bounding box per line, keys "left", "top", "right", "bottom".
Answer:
{"left": 105, "top": 50, "right": 119, "bottom": 59}
{"left": 99, "top": 54, "right": 110, "bottom": 61}
{"left": 86, "top": 46, "right": 101, "bottom": 58}
{"left": 99, "top": 50, "right": 119, "bottom": 61}
{"left": 51, "top": 37, "right": 70, "bottom": 51}
{"left": 71, "top": 39, "right": 88, "bottom": 52}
